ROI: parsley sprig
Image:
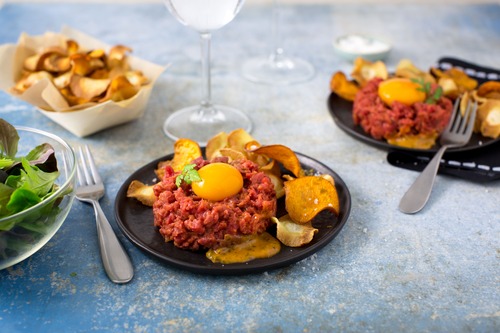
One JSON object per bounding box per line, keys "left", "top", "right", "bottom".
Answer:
{"left": 411, "top": 77, "right": 443, "bottom": 105}
{"left": 175, "top": 164, "right": 201, "bottom": 187}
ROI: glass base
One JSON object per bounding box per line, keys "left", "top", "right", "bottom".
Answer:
{"left": 163, "top": 105, "right": 252, "bottom": 146}
{"left": 242, "top": 56, "right": 315, "bottom": 85}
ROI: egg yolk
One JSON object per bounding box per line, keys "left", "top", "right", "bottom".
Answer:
{"left": 378, "top": 78, "right": 426, "bottom": 107}
{"left": 191, "top": 163, "right": 244, "bottom": 201}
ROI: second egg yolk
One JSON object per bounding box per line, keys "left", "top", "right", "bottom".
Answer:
{"left": 191, "top": 163, "right": 244, "bottom": 201}
{"left": 378, "top": 78, "right": 426, "bottom": 107}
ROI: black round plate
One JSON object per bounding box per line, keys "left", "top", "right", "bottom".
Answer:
{"left": 327, "top": 93, "right": 498, "bottom": 153}
{"left": 114, "top": 152, "right": 351, "bottom": 275}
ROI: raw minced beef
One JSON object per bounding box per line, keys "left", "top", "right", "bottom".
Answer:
{"left": 152, "top": 157, "right": 277, "bottom": 251}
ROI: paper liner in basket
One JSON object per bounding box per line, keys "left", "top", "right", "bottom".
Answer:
{"left": 0, "top": 26, "right": 167, "bottom": 137}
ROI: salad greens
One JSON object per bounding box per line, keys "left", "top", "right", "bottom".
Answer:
{"left": 0, "top": 119, "right": 59, "bottom": 222}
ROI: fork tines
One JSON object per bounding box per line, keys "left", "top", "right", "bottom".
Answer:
{"left": 77, "top": 145, "right": 102, "bottom": 186}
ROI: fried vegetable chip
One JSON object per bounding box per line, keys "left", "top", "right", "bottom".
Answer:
{"left": 395, "top": 59, "right": 435, "bottom": 84}
{"left": 12, "top": 39, "right": 149, "bottom": 107}
{"left": 476, "top": 99, "right": 500, "bottom": 138}
{"left": 69, "top": 75, "right": 110, "bottom": 101}
{"left": 247, "top": 144, "right": 303, "bottom": 178}
{"left": 330, "top": 71, "right": 360, "bottom": 101}
{"left": 100, "top": 75, "right": 138, "bottom": 102}
{"left": 206, "top": 131, "right": 228, "bottom": 160}
{"left": 284, "top": 176, "right": 339, "bottom": 223}
{"left": 351, "top": 57, "right": 388, "bottom": 87}
{"left": 272, "top": 215, "right": 318, "bottom": 247}
{"left": 476, "top": 81, "right": 500, "bottom": 99}
{"left": 127, "top": 180, "right": 156, "bottom": 206}
{"left": 170, "top": 138, "right": 202, "bottom": 172}
{"left": 431, "top": 67, "right": 478, "bottom": 93}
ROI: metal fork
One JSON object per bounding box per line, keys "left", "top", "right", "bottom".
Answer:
{"left": 398, "top": 97, "right": 477, "bottom": 214}
{"left": 76, "top": 145, "right": 134, "bottom": 283}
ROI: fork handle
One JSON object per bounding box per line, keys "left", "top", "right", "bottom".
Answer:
{"left": 398, "top": 145, "right": 448, "bottom": 214}
{"left": 92, "top": 201, "right": 134, "bottom": 283}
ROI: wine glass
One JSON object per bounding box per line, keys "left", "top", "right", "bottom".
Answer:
{"left": 242, "top": 0, "right": 315, "bottom": 85}
{"left": 163, "top": 0, "right": 251, "bottom": 145}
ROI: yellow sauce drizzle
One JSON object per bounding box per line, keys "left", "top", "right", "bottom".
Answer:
{"left": 206, "top": 232, "right": 281, "bottom": 264}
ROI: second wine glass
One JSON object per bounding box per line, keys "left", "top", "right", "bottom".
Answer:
{"left": 242, "top": 0, "right": 315, "bottom": 85}
{"left": 163, "top": 0, "right": 251, "bottom": 145}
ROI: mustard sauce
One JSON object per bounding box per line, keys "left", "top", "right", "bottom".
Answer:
{"left": 206, "top": 232, "right": 281, "bottom": 264}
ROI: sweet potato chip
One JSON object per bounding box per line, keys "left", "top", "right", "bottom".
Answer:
{"left": 476, "top": 81, "right": 500, "bottom": 100}
{"left": 330, "top": 71, "right": 360, "bottom": 101}
{"left": 272, "top": 215, "right": 318, "bottom": 247}
{"left": 284, "top": 176, "right": 339, "bottom": 223}
{"left": 351, "top": 57, "right": 388, "bottom": 87}
{"left": 127, "top": 180, "right": 156, "bottom": 206}
{"left": 170, "top": 138, "right": 202, "bottom": 172}
{"left": 247, "top": 144, "right": 303, "bottom": 178}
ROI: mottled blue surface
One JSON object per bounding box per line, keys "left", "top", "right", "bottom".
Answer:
{"left": 1, "top": 3, "right": 499, "bottom": 333}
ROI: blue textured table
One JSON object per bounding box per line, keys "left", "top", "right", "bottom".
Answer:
{"left": 1, "top": 2, "right": 499, "bottom": 332}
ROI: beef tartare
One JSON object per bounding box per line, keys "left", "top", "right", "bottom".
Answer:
{"left": 153, "top": 157, "right": 277, "bottom": 251}
{"left": 353, "top": 77, "right": 453, "bottom": 147}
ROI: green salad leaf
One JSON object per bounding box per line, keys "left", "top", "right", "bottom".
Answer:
{"left": 0, "top": 119, "right": 60, "bottom": 219}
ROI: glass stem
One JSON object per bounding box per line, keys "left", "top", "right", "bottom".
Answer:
{"left": 200, "top": 32, "right": 213, "bottom": 110}
{"left": 270, "top": 0, "right": 284, "bottom": 63}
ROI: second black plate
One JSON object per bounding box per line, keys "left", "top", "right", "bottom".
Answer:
{"left": 327, "top": 94, "right": 497, "bottom": 153}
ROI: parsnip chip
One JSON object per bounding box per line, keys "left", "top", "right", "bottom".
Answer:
{"left": 477, "top": 99, "right": 500, "bottom": 138}
{"left": 43, "top": 53, "right": 71, "bottom": 73}
{"left": 351, "top": 57, "right": 388, "bottom": 87}
{"left": 13, "top": 71, "right": 53, "bottom": 93}
{"left": 155, "top": 160, "right": 172, "bottom": 181}
{"left": 247, "top": 144, "right": 303, "bottom": 178}
{"left": 227, "top": 128, "right": 256, "bottom": 152}
{"left": 127, "top": 180, "right": 156, "bottom": 206}
{"left": 272, "top": 215, "right": 318, "bottom": 247}
{"left": 330, "top": 71, "right": 360, "bottom": 101}
{"left": 206, "top": 131, "right": 228, "bottom": 160}
{"left": 170, "top": 138, "right": 202, "bottom": 172}
{"left": 431, "top": 67, "right": 478, "bottom": 93}
{"left": 438, "top": 77, "right": 460, "bottom": 99}
{"left": 70, "top": 75, "right": 110, "bottom": 101}
{"left": 284, "top": 176, "right": 339, "bottom": 223}
{"left": 107, "top": 45, "right": 132, "bottom": 69}
{"left": 395, "top": 59, "right": 435, "bottom": 84}
{"left": 70, "top": 53, "right": 105, "bottom": 76}
{"left": 125, "top": 70, "right": 149, "bottom": 87}
{"left": 100, "top": 75, "right": 138, "bottom": 102}
{"left": 218, "top": 148, "right": 246, "bottom": 161}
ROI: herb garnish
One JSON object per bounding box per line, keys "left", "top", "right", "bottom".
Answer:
{"left": 175, "top": 164, "right": 201, "bottom": 187}
{"left": 411, "top": 77, "right": 443, "bottom": 105}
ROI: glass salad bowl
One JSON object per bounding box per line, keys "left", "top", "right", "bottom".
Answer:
{"left": 0, "top": 125, "right": 77, "bottom": 270}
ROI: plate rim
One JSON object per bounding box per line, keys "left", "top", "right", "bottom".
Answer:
{"left": 114, "top": 151, "right": 351, "bottom": 275}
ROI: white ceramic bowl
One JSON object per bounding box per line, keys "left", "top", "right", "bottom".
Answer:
{"left": 0, "top": 127, "right": 76, "bottom": 270}
{"left": 334, "top": 34, "right": 392, "bottom": 62}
